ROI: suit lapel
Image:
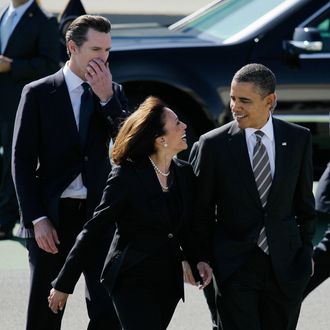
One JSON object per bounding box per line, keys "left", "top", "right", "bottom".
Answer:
{"left": 266, "top": 118, "right": 288, "bottom": 207}
{"left": 227, "top": 122, "right": 262, "bottom": 208}
{"left": 51, "top": 69, "right": 80, "bottom": 144}
{"left": 172, "top": 158, "right": 188, "bottom": 226}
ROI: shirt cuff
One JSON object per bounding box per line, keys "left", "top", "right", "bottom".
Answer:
{"left": 32, "top": 216, "right": 48, "bottom": 225}
{"left": 100, "top": 96, "right": 112, "bottom": 106}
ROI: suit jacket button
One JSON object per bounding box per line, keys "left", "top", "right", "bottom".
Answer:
{"left": 168, "top": 233, "right": 173, "bottom": 239}
{"left": 84, "top": 156, "right": 88, "bottom": 161}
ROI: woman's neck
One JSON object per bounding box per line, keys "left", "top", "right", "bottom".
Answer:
{"left": 149, "top": 153, "right": 172, "bottom": 174}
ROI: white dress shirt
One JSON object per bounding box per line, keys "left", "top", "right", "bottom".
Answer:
{"left": 245, "top": 114, "right": 275, "bottom": 177}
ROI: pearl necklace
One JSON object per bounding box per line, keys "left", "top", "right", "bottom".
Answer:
{"left": 148, "top": 157, "right": 170, "bottom": 177}
{"left": 157, "top": 177, "right": 169, "bottom": 191}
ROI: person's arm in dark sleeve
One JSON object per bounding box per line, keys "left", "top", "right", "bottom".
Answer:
{"left": 51, "top": 165, "right": 128, "bottom": 294}
{"left": 294, "top": 130, "right": 317, "bottom": 250}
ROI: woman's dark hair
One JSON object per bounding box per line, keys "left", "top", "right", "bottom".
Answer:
{"left": 112, "top": 96, "right": 167, "bottom": 165}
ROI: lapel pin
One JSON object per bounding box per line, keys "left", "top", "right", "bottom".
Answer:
{"left": 282, "top": 142, "right": 287, "bottom": 146}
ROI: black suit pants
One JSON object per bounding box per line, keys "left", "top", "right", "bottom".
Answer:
{"left": 0, "top": 118, "right": 19, "bottom": 232}
{"left": 217, "top": 247, "right": 302, "bottom": 330}
{"left": 25, "top": 198, "right": 121, "bottom": 330}
{"left": 112, "top": 285, "right": 179, "bottom": 330}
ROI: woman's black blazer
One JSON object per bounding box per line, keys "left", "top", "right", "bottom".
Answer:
{"left": 52, "top": 157, "right": 202, "bottom": 298}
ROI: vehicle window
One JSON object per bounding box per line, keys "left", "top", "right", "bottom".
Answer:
{"left": 316, "top": 16, "right": 330, "bottom": 52}
{"left": 171, "top": 0, "right": 298, "bottom": 43}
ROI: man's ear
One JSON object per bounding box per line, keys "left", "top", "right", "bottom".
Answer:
{"left": 265, "top": 93, "right": 276, "bottom": 111}
{"left": 67, "top": 40, "right": 77, "bottom": 55}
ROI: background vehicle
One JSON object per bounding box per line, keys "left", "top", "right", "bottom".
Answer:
{"left": 108, "top": 0, "right": 330, "bottom": 178}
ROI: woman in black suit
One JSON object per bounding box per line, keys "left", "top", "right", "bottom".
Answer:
{"left": 48, "top": 96, "right": 212, "bottom": 329}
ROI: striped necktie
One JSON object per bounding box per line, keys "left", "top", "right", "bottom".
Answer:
{"left": 252, "top": 131, "right": 272, "bottom": 254}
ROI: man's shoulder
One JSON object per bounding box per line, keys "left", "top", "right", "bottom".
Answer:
{"left": 201, "top": 121, "right": 235, "bottom": 141}
{"left": 24, "top": 69, "right": 62, "bottom": 92}
{"left": 30, "top": 1, "right": 57, "bottom": 21}
{"left": 273, "top": 117, "right": 310, "bottom": 136}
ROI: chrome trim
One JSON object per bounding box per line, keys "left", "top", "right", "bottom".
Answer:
{"left": 274, "top": 114, "right": 330, "bottom": 123}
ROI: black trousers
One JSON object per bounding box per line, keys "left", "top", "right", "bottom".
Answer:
{"left": 112, "top": 285, "right": 179, "bottom": 330}
{"left": 25, "top": 198, "right": 121, "bottom": 330}
{"left": 0, "top": 118, "right": 19, "bottom": 233}
{"left": 216, "top": 248, "right": 302, "bottom": 330}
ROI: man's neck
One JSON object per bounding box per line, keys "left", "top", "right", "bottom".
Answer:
{"left": 11, "top": 0, "right": 29, "bottom": 9}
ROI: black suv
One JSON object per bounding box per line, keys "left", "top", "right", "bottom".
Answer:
{"left": 109, "top": 0, "right": 330, "bottom": 178}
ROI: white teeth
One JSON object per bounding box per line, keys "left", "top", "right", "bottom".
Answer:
{"left": 233, "top": 114, "right": 246, "bottom": 119}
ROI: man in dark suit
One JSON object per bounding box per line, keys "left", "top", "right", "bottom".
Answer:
{"left": 190, "top": 63, "right": 316, "bottom": 330}
{"left": 0, "top": 0, "right": 59, "bottom": 239}
{"left": 304, "top": 162, "right": 330, "bottom": 297}
{"left": 12, "top": 15, "right": 127, "bottom": 330}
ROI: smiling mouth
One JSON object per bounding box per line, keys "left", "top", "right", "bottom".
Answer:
{"left": 233, "top": 113, "right": 247, "bottom": 120}
{"left": 181, "top": 133, "right": 187, "bottom": 142}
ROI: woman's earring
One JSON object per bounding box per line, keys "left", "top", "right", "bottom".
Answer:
{"left": 164, "top": 142, "right": 168, "bottom": 148}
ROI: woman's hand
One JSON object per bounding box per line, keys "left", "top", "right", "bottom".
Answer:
{"left": 48, "top": 288, "right": 69, "bottom": 314}
{"left": 197, "top": 261, "right": 213, "bottom": 289}
{"left": 182, "top": 261, "right": 197, "bottom": 286}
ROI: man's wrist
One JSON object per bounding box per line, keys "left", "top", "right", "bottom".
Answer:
{"left": 32, "top": 216, "right": 47, "bottom": 226}
{"left": 100, "top": 95, "right": 113, "bottom": 106}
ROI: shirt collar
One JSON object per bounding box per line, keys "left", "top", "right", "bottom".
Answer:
{"left": 8, "top": 0, "right": 34, "bottom": 17}
{"left": 245, "top": 113, "right": 274, "bottom": 142}
{"left": 63, "top": 62, "right": 85, "bottom": 93}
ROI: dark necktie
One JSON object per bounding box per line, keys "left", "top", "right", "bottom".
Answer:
{"left": 252, "top": 131, "right": 272, "bottom": 254}
{"left": 79, "top": 82, "right": 93, "bottom": 151}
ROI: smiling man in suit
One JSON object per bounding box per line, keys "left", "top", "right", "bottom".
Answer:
{"left": 190, "top": 63, "right": 316, "bottom": 330}
{"left": 0, "top": 0, "right": 59, "bottom": 239}
{"left": 12, "top": 14, "right": 127, "bottom": 330}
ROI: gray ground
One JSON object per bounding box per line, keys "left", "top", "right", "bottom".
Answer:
{"left": 0, "top": 237, "right": 330, "bottom": 329}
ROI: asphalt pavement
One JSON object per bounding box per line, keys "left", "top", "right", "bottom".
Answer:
{"left": 1, "top": 235, "right": 330, "bottom": 329}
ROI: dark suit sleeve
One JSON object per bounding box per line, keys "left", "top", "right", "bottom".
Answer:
{"left": 189, "top": 137, "right": 217, "bottom": 260}
{"left": 98, "top": 82, "right": 129, "bottom": 139}
{"left": 294, "top": 130, "right": 316, "bottom": 247}
{"left": 12, "top": 85, "right": 46, "bottom": 226}
{"left": 11, "top": 15, "right": 60, "bottom": 82}
{"left": 315, "top": 163, "right": 330, "bottom": 214}
{"left": 52, "top": 166, "right": 129, "bottom": 294}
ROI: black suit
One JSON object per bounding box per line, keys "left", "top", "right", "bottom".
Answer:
{"left": 190, "top": 118, "right": 316, "bottom": 330}
{"left": 12, "top": 68, "right": 128, "bottom": 330}
{"left": 0, "top": 1, "right": 59, "bottom": 234}
{"left": 304, "top": 162, "right": 330, "bottom": 297}
{"left": 52, "top": 158, "right": 203, "bottom": 330}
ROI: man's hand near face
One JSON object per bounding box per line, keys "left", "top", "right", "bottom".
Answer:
{"left": 85, "top": 58, "right": 113, "bottom": 102}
